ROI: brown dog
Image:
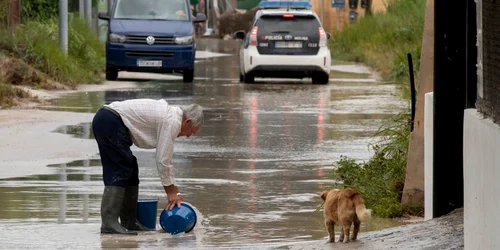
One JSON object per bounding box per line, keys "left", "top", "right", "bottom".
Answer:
{"left": 320, "top": 188, "right": 372, "bottom": 243}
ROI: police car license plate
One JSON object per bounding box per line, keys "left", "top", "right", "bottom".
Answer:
{"left": 137, "top": 60, "right": 162, "bottom": 67}
{"left": 275, "top": 41, "right": 302, "bottom": 48}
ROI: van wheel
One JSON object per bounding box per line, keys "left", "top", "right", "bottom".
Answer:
{"left": 312, "top": 74, "right": 329, "bottom": 84}
{"left": 239, "top": 73, "right": 244, "bottom": 83}
{"left": 106, "top": 65, "right": 118, "bottom": 81}
{"left": 183, "top": 69, "right": 194, "bottom": 83}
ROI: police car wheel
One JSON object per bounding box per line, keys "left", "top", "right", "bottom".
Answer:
{"left": 312, "top": 74, "right": 329, "bottom": 85}
{"left": 243, "top": 73, "right": 255, "bottom": 84}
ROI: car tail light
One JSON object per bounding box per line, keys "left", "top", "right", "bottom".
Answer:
{"left": 250, "top": 27, "right": 258, "bottom": 46}
{"left": 319, "top": 27, "right": 327, "bottom": 47}
{"left": 283, "top": 14, "right": 294, "bottom": 18}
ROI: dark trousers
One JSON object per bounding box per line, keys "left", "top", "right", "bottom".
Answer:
{"left": 92, "top": 107, "right": 139, "bottom": 187}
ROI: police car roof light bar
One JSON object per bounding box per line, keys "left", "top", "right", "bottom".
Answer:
{"left": 258, "top": 0, "right": 313, "bottom": 9}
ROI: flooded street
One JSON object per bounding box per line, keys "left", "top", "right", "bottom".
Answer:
{"left": 0, "top": 39, "right": 409, "bottom": 249}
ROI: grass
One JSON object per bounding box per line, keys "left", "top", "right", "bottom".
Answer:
{"left": 0, "top": 17, "right": 105, "bottom": 106}
{"left": 329, "top": 0, "right": 426, "bottom": 94}
{"left": 330, "top": 112, "right": 412, "bottom": 218}
{"left": 325, "top": 0, "right": 426, "bottom": 218}
{"left": 0, "top": 17, "right": 105, "bottom": 87}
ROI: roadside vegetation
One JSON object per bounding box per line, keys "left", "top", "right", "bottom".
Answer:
{"left": 330, "top": 0, "right": 425, "bottom": 89}
{"left": 331, "top": 112, "right": 411, "bottom": 218}
{"left": 327, "top": 0, "right": 426, "bottom": 218}
{"left": 0, "top": 0, "right": 105, "bottom": 107}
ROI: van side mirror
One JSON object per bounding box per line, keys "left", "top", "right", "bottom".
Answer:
{"left": 233, "top": 30, "right": 245, "bottom": 40}
{"left": 326, "top": 32, "right": 331, "bottom": 39}
{"left": 98, "top": 12, "right": 110, "bottom": 20}
{"left": 194, "top": 13, "right": 207, "bottom": 23}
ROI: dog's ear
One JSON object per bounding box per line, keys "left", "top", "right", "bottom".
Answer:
{"left": 320, "top": 190, "right": 329, "bottom": 201}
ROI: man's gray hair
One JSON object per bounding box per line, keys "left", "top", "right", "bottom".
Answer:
{"left": 180, "top": 104, "right": 204, "bottom": 127}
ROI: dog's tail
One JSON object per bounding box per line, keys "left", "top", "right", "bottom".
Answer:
{"left": 348, "top": 189, "right": 372, "bottom": 223}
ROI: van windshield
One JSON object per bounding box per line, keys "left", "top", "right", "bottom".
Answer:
{"left": 113, "top": 0, "right": 191, "bottom": 21}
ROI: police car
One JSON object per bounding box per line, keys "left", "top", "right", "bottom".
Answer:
{"left": 234, "top": 0, "right": 332, "bottom": 84}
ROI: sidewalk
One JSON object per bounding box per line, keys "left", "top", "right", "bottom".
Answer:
{"left": 277, "top": 208, "right": 463, "bottom": 250}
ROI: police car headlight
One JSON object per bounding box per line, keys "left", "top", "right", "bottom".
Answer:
{"left": 109, "top": 33, "right": 126, "bottom": 43}
{"left": 175, "top": 36, "right": 193, "bottom": 45}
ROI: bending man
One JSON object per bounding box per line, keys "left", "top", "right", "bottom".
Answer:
{"left": 92, "top": 99, "right": 203, "bottom": 235}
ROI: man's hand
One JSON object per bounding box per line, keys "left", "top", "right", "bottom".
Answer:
{"left": 164, "top": 184, "right": 183, "bottom": 210}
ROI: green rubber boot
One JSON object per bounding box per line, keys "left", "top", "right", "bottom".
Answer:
{"left": 120, "top": 186, "right": 155, "bottom": 231}
{"left": 100, "top": 186, "right": 138, "bottom": 235}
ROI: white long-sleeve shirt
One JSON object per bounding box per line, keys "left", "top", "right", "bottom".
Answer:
{"left": 106, "top": 99, "right": 182, "bottom": 187}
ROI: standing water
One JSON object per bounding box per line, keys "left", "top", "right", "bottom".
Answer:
{"left": 0, "top": 39, "right": 409, "bottom": 249}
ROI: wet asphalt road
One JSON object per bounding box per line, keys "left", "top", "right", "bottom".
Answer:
{"left": 0, "top": 38, "right": 408, "bottom": 249}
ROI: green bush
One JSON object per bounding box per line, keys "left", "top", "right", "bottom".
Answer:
{"left": 0, "top": 17, "right": 104, "bottom": 86}
{"left": 329, "top": 0, "right": 426, "bottom": 86}
{"left": 330, "top": 112, "right": 411, "bottom": 218}
{"left": 21, "top": 0, "right": 99, "bottom": 21}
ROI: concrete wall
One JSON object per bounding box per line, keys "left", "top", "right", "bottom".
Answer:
{"left": 463, "top": 109, "right": 500, "bottom": 250}
{"left": 401, "top": 0, "right": 434, "bottom": 207}
{"left": 424, "top": 92, "right": 433, "bottom": 221}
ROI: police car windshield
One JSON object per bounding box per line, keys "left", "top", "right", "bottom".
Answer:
{"left": 113, "top": 0, "right": 190, "bottom": 21}
{"left": 256, "top": 15, "right": 320, "bottom": 32}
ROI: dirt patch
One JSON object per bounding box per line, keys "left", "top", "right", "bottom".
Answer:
{"left": 0, "top": 56, "right": 69, "bottom": 90}
{"left": 0, "top": 55, "right": 71, "bottom": 108}
{"left": 218, "top": 8, "right": 259, "bottom": 36}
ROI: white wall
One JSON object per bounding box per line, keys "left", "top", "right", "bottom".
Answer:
{"left": 463, "top": 109, "right": 500, "bottom": 250}
{"left": 424, "top": 92, "right": 433, "bottom": 221}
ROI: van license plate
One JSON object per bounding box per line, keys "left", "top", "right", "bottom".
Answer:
{"left": 137, "top": 60, "right": 162, "bottom": 67}
{"left": 275, "top": 42, "right": 302, "bottom": 48}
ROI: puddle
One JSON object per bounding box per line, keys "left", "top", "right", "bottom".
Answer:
{"left": 0, "top": 39, "right": 411, "bottom": 248}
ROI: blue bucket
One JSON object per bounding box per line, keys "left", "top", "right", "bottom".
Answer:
{"left": 136, "top": 199, "right": 158, "bottom": 230}
{"left": 159, "top": 203, "right": 197, "bottom": 235}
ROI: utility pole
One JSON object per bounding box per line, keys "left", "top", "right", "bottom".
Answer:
{"left": 85, "top": 0, "right": 92, "bottom": 24}
{"left": 79, "top": 0, "right": 84, "bottom": 19}
{"left": 108, "top": 0, "right": 114, "bottom": 13}
{"left": 59, "top": 0, "right": 68, "bottom": 54}
{"left": 8, "top": 0, "right": 21, "bottom": 34}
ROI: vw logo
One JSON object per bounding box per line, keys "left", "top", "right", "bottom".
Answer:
{"left": 146, "top": 36, "right": 155, "bottom": 45}
{"left": 284, "top": 35, "right": 293, "bottom": 40}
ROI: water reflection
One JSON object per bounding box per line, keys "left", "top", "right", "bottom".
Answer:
{"left": 44, "top": 82, "right": 195, "bottom": 113}
{"left": 53, "top": 123, "right": 95, "bottom": 139}
{"left": 0, "top": 39, "right": 411, "bottom": 248}
{"left": 58, "top": 163, "right": 67, "bottom": 224}
{"left": 56, "top": 160, "right": 98, "bottom": 224}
